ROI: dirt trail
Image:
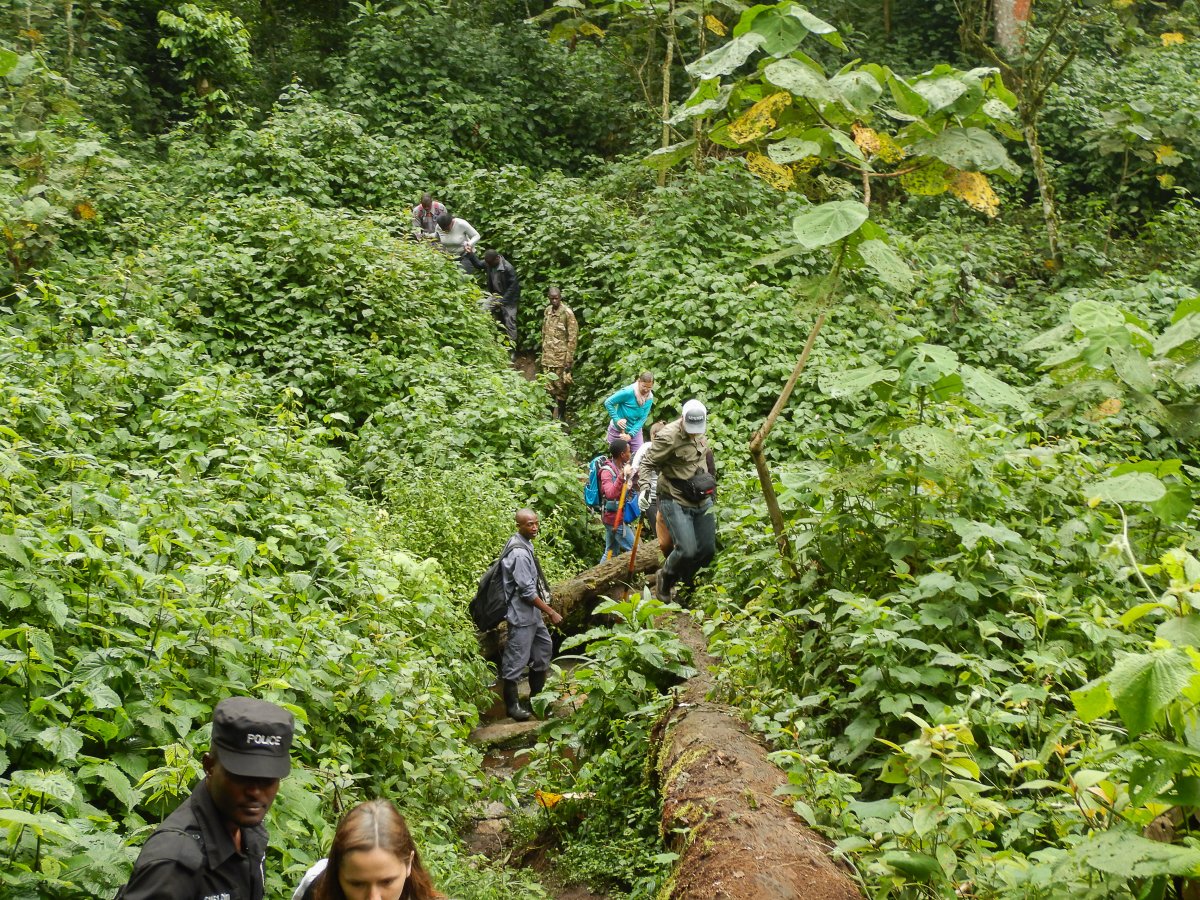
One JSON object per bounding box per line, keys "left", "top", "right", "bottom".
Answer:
{"left": 514, "top": 349, "right": 539, "bottom": 382}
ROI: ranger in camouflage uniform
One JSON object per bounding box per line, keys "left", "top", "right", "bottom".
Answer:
{"left": 540, "top": 286, "right": 578, "bottom": 420}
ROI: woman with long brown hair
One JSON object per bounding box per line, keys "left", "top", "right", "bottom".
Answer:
{"left": 292, "top": 800, "right": 443, "bottom": 900}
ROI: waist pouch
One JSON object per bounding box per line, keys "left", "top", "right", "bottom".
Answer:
{"left": 671, "top": 471, "right": 716, "bottom": 503}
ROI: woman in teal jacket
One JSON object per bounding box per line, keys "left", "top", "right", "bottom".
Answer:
{"left": 604, "top": 371, "right": 654, "bottom": 454}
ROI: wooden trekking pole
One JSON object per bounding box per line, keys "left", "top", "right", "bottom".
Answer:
{"left": 621, "top": 514, "right": 646, "bottom": 600}
{"left": 604, "top": 474, "right": 631, "bottom": 562}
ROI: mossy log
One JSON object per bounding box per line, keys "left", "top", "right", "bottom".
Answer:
{"left": 651, "top": 614, "right": 862, "bottom": 900}
{"left": 476, "top": 539, "right": 662, "bottom": 660}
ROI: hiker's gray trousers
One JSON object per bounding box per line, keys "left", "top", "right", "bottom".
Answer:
{"left": 501, "top": 620, "right": 552, "bottom": 681}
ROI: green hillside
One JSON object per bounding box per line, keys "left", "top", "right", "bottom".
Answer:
{"left": 2, "top": 1, "right": 1200, "bottom": 898}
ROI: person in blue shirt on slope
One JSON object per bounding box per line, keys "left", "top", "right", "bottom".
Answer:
{"left": 603, "top": 371, "right": 654, "bottom": 455}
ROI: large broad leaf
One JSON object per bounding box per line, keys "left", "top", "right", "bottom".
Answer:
{"left": 857, "top": 239, "right": 914, "bottom": 291}
{"left": 1073, "top": 829, "right": 1200, "bottom": 878}
{"left": 791, "top": 201, "right": 868, "bottom": 249}
{"left": 818, "top": 363, "right": 898, "bottom": 398}
{"left": 686, "top": 31, "right": 767, "bottom": 79}
{"left": 788, "top": 6, "right": 846, "bottom": 49}
{"left": 0, "top": 49, "right": 19, "bottom": 78}
{"left": 1110, "top": 346, "right": 1155, "bottom": 393}
{"left": 750, "top": 9, "right": 809, "bottom": 56}
{"left": 670, "top": 83, "right": 734, "bottom": 124}
{"left": 830, "top": 70, "right": 883, "bottom": 111}
{"left": 1070, "top": 298, "right": 1125, "bottom": 333}
{"left": 886, "top": 71, "right": 929, "bottom": 117}
{"left": 960, "top": 365, "right": 1027, "bottom": 410}
{"left": 1085, "top": 471, "right": 1167, "bottom": 505}
{"left": 764, "top": 58, "right": 838, "bottom": 103}
{"left": 897, "top": 425, "right": 969, "bottom": 473}
{"left": 749, "top": 243, "right": 809, "bottom": 267}
{"left": 1155, "top": 312, "right": 1200, "bottom": 357}
{"left": 767, "top": 136, "right": 823, "bottom": 163}
{"left": 912, "top": 75, "right": 968, "bottom": 113}
{"left": 911, "top": 127, "right": 1011, "bottom": 172}
{"left": 1071, "top": 679, "right": 1113, "bottom": 722}
{"left": 643, "top": 139, "right": 697, "bottom": 170}
{"left": 1106, "top": 648, "right": 1195, "bottom": 736}
{"left": 896, "top": 342, "right": 960, "bottom": 387}
{"left": 1158, "top": 615, "right": 1200, "bottom": 647}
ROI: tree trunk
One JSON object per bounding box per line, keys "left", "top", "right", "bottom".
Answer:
{"left": 651, "top": 615, "right": 862, "bottom": 899}
{"left": 993, "top": 0, "right": 1032, "bottom": 56}
{"left": 658, "top": 0, "right": 676, "bottom": 188}
{"left": 1022, "top": 110, "right": 1061, "bottom": 264}
{"left": 748, "top": 311, "right": 827, "bottom": 579}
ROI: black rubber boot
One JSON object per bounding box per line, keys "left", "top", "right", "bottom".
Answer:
{"left": 502, "top": 679, "right": 530, "bottom": 722}
{"left": 527, "top": 669, "right": 548, "bottom": 718}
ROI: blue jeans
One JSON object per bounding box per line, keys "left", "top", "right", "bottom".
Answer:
{"left": 658, "top": 498, "right": 715, "bottom": 588}
{"left": 601, "top": 522, "right": 634, "bottom": 562}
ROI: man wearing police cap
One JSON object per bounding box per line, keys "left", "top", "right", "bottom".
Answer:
{"left": 117, "top": 696, "right": 294, "bottom": 900}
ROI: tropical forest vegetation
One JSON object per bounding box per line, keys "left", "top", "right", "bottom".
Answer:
{"left": 2, "top": 0, "right": 1199, "bottom": 897}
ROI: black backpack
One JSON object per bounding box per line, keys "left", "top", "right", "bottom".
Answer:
{"left": 469, "top": 540, "right": 521, "bottom": 632}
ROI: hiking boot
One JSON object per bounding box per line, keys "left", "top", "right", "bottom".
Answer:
{"left": 502, "top": 679, "right": 530, "bottom": 722}
{"left": 653, "top": 572, "right": 674, "bottom": 603}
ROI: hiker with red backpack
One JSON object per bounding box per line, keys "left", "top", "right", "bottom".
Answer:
{"left": 598, "top": 439, "right": 635, "bottom": 561}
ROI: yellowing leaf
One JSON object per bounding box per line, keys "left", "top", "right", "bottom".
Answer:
{"left": 874, "top": 132, "right": 907, "bottom": 164}
{"left": 1161, "top": 32, "right": 1185, "bottom": 46}
{"left": 899, "top": 164, "right": 949, "bottom": 196}
{"left": 728, "top": 92, "right": 791, "bottom": 145}
{"left": 74, "top": 201, "right": 96, "bottom": 220}
{"left": 1155, "top": 144, "right": 1176, "bottom": 163}
{"left": 578, "top": 22, "right": 605, "bottom": 38}
{"left": 948, "top": 170, "right": 999, "bottom": 217}
{"left": 852, "top": 124, "right": 881, "bottom": 156}
{"left": 746, "top": 152, "right": 795, "bottom": 190}
{"left": 704, "top": 15, "right": 728, "bottom": 36}
{"left": 1158, "top": 173, "right": 1176, "bottom": 189}
{"left": 535, "top": 789, "right": 564, "bottom": 809}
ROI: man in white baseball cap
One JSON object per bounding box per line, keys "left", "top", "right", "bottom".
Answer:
{"left": 639, "top": 399, "right": 717, "bottom": 601}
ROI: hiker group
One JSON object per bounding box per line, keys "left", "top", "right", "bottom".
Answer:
{"left": 472, "top": 381, "right": 717, "bottom": 723}
{"left": 411, "top": 192, "right": 520, "bottom": 347}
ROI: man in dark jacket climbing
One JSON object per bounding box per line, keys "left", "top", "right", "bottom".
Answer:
{"left": 483, "top": 249, "right": 520, "bottom": 347}
{"left": 117, "top": 697, "right": 294, "bottom": 900}
{"left": 499, "top": 508, "right": 562, "bottom": 721}
{"left": 639, "top": 400, "right": 716, "bottom": 602}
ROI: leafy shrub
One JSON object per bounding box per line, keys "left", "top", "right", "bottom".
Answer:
{"left": 163, "top": 84, "right": 448, "bottom": 212}
{"left": 0, "top": 275, "right": 520, "bottom": 898}
{"left": 330, "top": 6, "right": 640, "bottom": 172}
{"left": 378, "top": 461, "right": 581, "bottom": 600}
{"left": 352, "top": 356, "right": 582, "bottom": 520}
{"left": 527, "top": 594, "right": 696, "bottom": 896}
{"left": 148, "top": 194, "right": 504, "bottom": 424}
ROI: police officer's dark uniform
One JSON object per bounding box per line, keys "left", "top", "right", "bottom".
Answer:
{"left": 116, "top": 698, "right": 294, "bottom": 900}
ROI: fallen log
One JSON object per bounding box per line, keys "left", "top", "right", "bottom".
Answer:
{"left": 651, "top": 614, "right": 861, "bottom": 900}
{"left": 476, "top": 539, "right": 662, "bottom": 660}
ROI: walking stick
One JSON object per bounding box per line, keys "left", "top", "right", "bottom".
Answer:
{"left": 604, "top": 475, "right": 631, "bottom": 562}
{"left": 621, "top": 513, "right": 645, "bottom": 601}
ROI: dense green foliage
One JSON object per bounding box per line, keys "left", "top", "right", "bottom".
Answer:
{"left": 4, "top": 0, "right": 1200, "bottom": 898}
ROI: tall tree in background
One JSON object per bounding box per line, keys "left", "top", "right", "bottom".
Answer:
{"left": 955, "top": 0, "right": 1091, "bottom": 265}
